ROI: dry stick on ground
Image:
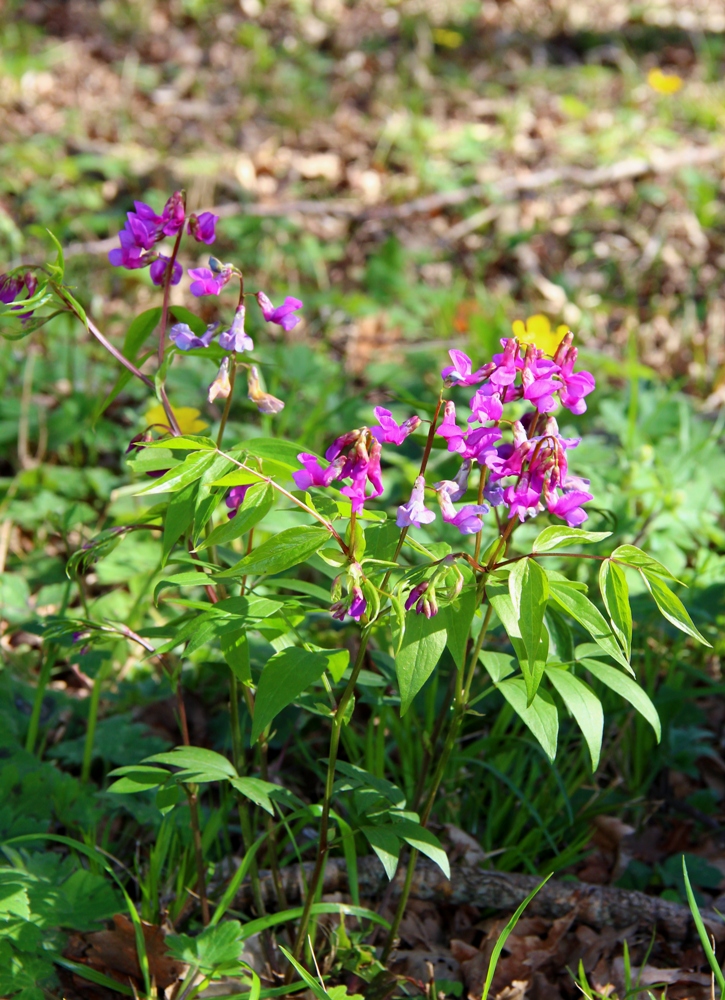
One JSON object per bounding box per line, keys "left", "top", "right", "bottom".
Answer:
{"left": 230, "top": 855, "right": 724, "bottom": 944}
{"left": 46, "top": 143, "right": 725, "bottom": 263}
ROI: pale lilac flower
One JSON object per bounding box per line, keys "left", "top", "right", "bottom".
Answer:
{"left": 169, "top": 321, "right": 218, "bottom": 351}
{"left": 397, "top": 476, "right": 436, "bottom": 529}
{"left": 218, "top": 305, "right": 254, "bottom": 352}
{"left": 188, "top": 267, "right": 228, "bottom": 296}
{"left": 149, "top": 255, "right": 183, "bottom": 287}
{"left": 247, "top": 364, "right": 284, "bottom": 414}
{"left": 187, "top": 211, "right": 218, "bottom": 245}
{"left": 226, "top": 484, "right": 252, "bottom": 518}
{"left": 208, "top": 357, "right": 232, "bottom": 403}
{"left": 256, "top": 291, "right": 303, "bottom": 331}
{"left": 433, "top": 459, "right": 471, "bottom": 502}
{"left": 292, "top": 453, "right": 343, "bottom": 490}
{"left": 371, "top": 407, "right": 421, "bottom": 445}
{"left": 437, "top": 488, "right": 488, "bottom": 534}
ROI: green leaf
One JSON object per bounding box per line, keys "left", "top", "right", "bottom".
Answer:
{"left": 318, "top": 647, "right": 349, "bottom": 683}
{"left": 599, "top": 560, "right": 632, "bottom": 657}
{"left": 441, "top": 586, "right": 478, "bottom": 669}
{"left": 545, "top": 667, "right": 603, "bottom": 769}
{"left": 391, "top": 819, "right": 450, "bottom": 878}
{"left": 581, "top": 658, "right": 661, "bottom": 740}
{"left": 611, "top": 544, "right": 679, "bottom": 582}
{"left": 497, "top": 678, "right": 559, "bottom": 762}
{"left": 532, "top": 525, "right": 611, "bottom": 553}
{"left": 133, "top": 450, "right": 218, "bottom": 496}
{"left": 334, "top": 761, "right": 406, "bottom": 808}
{"left": 230, "top": 776, "right": 278, "bottom": 815}
{"left": 244, "top": 437, "right": 306, "bottom": 467}
{"left": 547, "top": 579, "right": 633, "bottom": 674}
{"left": 682, "top": 858, "right": 725, "bottom": 997}
{"left": 197, "top": 483, "right": 275, "bottom": 551}
{"left": 169, "top": 304, "right": 207, "bottom": 336}
{"left": 640, "top": 572, "right": 711, "bottom": 646}
{"left": 166, "top": 920, "right": 247, "bottom": 975}
{"left": 279, "top": 946, "right": 330, "bottom": 1000}
{"left": 144, "top": 746, "right": 237, "bottom": 783}
{"left": 395, "top": 612, "right": 447, "bottom": 716}
{"left": 509, "top": 559, "right": 549, "bottom": 703}
{"left": 361, "top": 826, "right": 401, "bottom": 880}
{"left": 154, "top": 571, "right": 211, "bottom": 605}
{"left": 216, "top": 526, "right": 330, "bottom": 579}
{"left": 106, "top": 765, "right": 169, "bottom": 794}
{"left": 0, "top": 872, "right": 31, "bottom": 919}
{"left": 252, "top": 647, "right": 331, "bottom": 743}
{"left": 146, "top": 435, "right": 216, "bottom": 451}
{"left": 544, "top": 606, "right": 575, "bottom": 664}
{"left": 480, "top": 875, "right": 552, "bottom": 1000}
{"left": 222, "top": 629, "right": 251, "bottom": 684}
{"left": 489, "top": 588, "right": 549, "bottom": 699}
{"left": 480, "top": 651, "right": 516, "bottom": 683}
{"left": 162, "top": 480, "right": 198, "bottom": 565}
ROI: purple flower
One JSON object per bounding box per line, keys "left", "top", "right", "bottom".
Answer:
{"left": 490, "top": 338, "right": 521, "bottom": 387}
{"left": 208, "top": 357, "right": 232, "bottom": 403}
{"left": 293, "top": 453, "right": 343, "bottom": 490}
{"left": 326, "top": 431, "right": 360, "bottom": 462}
{"left": 397, "top": 476, "right": 436, "bottom": 529}
{"left": 0, "top": 275, "right": 23, "bottom": 304}
{"left": 150, "top": 255, "right": 183, "bottom": 287}
{"left": 371, "top": 407, "right": 421, "bottom": 445}
{"left": 483, "top": 481, "right": 505, "bottom": 506}
{"left": 437, "top": 488, "right": 488, "bottom": 534}
{"left": 521, "top": 349, "right": 560, "bottom": 414}
{"left": 546, "top": 488, "right": 593, "bottom": 527}
{"left": 256, "top": 291, "right": 303, "bottom": 331}
{"left": 406, "top": 580, "right": 439, "bottom": 618}
{"left": 218, "top": 305, "right": 254, "bottom": 353}
{"left": 188, "top": 267, "right": 228, "bottom": 297}
{"left": 469, "top": 383, "right": 505, "bottom": 423}
{"left": 441, "top": 349, "right": 492, "bottom": 387}
{"left": 504, "top": 475, "right": 542, "bottom": 522}
{"left": 160, "top": 191, "right": 186, "bottom": 236}
{"left": 170, "top": 321, "right": 218, "bottom": 351}
{"left": 405, "top": 581, "right": 429, "bottom": 612}
{"left": 108, "top": 228, "right": 152, "bottom": 270}
{"left": 433, "top": 459, "right": 471, "bottom": 502}
{"left": 348, "top": 586, "right": 367, "bottom": 621}
{"left": 366, "top": 441, "right": 384, "bottom": 498}
{"left": 436, "top": 401, "right": 467, "bottom": 454}
{"left": 226, "top": 484, "right": 252, "bottom": 518}
{"left": 460, "top": 426, "right": 502, "bottom": 464}
{"left": 187, "top": 211, "right": 218, "bottom": 245}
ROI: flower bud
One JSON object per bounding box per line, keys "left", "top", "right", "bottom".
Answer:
{"left": 247, "top": 365, "right": 285, "bottom": 415}
{"left": 208, "top": 357, "right": 232, "bottom": 403}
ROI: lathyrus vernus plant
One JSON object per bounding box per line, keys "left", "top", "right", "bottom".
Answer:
{"left": 0, "top": 190, "right": 710, "bottom": 990}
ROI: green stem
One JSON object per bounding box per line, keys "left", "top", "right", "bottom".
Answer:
{"left": 26, "top": 579, "right": 71, "bottom": 754}
{"left": 216, "top": 356, "right": 237, "bottom": 448}
{"left": 81, "top": 660, "right": 111, "bottom": 783}
{"left": 286, "top": 628, "right": 372, "bottom": 975}
{"left": 381, "top": 603, "right": 494, "bottom": 962}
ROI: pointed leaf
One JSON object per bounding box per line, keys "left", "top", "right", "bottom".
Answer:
{"left": 154, "top": 571, "right": 211, "bottom": 605}
{"left": 509, "top": 559, "right": 549, "bottom": 702}
{"left": 361, "top": 826, "right": 401, "bottom": 881}
{"left": 216, "top": 526, "right": 330, "bottom": 579}
{"left": 441, "top": 586, "right": 478, "bottom": 669}
{"left": 545, "top": 667, "right": 603, "bottom": 769}
{"left": 144, "top": 746, "right": 237, "bottom": 782}
{"left": 497, "top": 678, "right": 559, "bottom": 761}
{"left": 599, "top": 559, "right": 632, "bottom": 657}
{"left": 489, "top": 588, "right": 549, "bottom": 701}
{"left": 547, "top": 579, "right": 633, "bottom": 673}
{"left": 133, "top": 450, "right": 218, "bottom": 496}
{"left": 640, "top": 571, "right": 710, "bottom": 646}
{"left": 533, "top": 525, "right": 610, "bottom": 553}
{"left": 395, "top": 612, "right": 447, "bottom": 716}
{"left": 197, "top": 483, "right": 275, "bottom": 551}
{"left": 230, "top": 776, "right": 277, "bottom": 815}
{"left": 611, "top": 544, "right": 679, "bottom": 582}
{"left": 162, "top": 480, "right": 198, "bottom": 565}
{"left": 252, "top": 647, "right": 331, "bottom": 743}
{"left": 391, "top": 819, "right": 450, "bottom": 878}
{"left": 581, "top": 658, "right": 661, "bottom": 740}
{"left": 221, "top": 629, "right": 251, "bottom": 684}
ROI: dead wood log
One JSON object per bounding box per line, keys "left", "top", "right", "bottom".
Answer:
{"left": 231, "top": 855, "right": 722, "bottom": 942}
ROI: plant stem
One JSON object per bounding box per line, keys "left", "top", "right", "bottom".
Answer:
{"left": 26, "top": 579, "right": 71, "bottom": 754}
{"left": 286, "top": 628, "right": 372, "bottom": 975}
{"left": 174, "top": 680, "right": 210, "bottom": 924}
{"left": 81, "top": 660, "right": 111, "bottom": 783}
{"left": 381, "top": 603, "right": 494, "bottom": 962}
{"left": 158, "top": 228, "right": 184, "bottom": 365}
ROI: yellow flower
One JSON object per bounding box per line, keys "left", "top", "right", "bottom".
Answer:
{"left": 647, "top": 68, "right": 683, "bottom": 95}
{"left": 511, "top": 315, "right": 568, "bottom": 357}
{"left": 432, "top": 27, "right": 463, "bottom": 48}
{"left": 144, "top": 403, "right": 209, "bottom": 434}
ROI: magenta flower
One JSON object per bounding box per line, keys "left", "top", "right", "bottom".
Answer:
{"left": 256, "top": 291, "right": 303, "bottom": 331}
{"left": 160, "top": 191, "right": 186, "bottom": 236}
{"left": 504, "top": 476, "right": 542, "bottom": 522}
{"left": 441, "top": 349, "right": 492, "bottom": 387}
{"left": 433, "top": 459, "right": 471, "bottom": 502}
{"left": 292, "top": 453, "right": 343, "bottom": 490}
{"left": 366, "top": 441, "right": 384, "bottom": 498}
{"left": 187, "top": 211, "right": 218, "bottom": 245}
{"left": 226, "top": 484, "right": 252, "bottom": 518}
{"left": 490, "top": 338, "right": 521, "bottom": 387}
{"left": 108, "top": 228, "right": 152, "bottom": 270}
{"left": 0, "top": 275, "right": 22, "bottom": 304}
{"left": 326, "top": 431, "right": 361, "bottom": 462}
{"left": 521, "top": 351, "right": 560, "bottom": 413}
{"left": 218, "top": 305, "right": 254, "bottom": 353}
{"left": 150, "top": 255, "right": 183, "bottom": 287}
{"left": 437, "top": 488, "right": 488, "bottom": 534}
{"left": 469, "top": 383, "right": 506, "bottom": 423}
{"left": 169, "top": 321, "right": 218, "bottom": 351}
{"left": 460, "top": 426, "right": 502, "bottom": 464}
{"left": 397, "top": 476, "right": 436, "bottom": 529}
{"left": 436, "top": 401, "right": 467, "bottom": 454}
{"left": 348, "top": 586, "right": 367, "bottom": 620}
{"left": 405, "top": 581, "right": 429, "bottom": 612}
{"left": 546, "top": 488, "right": 593, "bottom": 527}
{"left": 188, "top": 267, "right": 229, "bottom": 297}
{"left": 371, "top": 407, "right": 421, "bottom": 445}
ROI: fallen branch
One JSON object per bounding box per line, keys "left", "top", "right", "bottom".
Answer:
{"left": 231, "top": 855, "right": 723, "bottom": 943}
{"left": 29, "top": 142, "right": 725, "bottom": 264}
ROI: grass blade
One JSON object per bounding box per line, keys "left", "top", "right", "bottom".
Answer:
{"left": 481, "top": 873, "right": 552, "bottom": 1000}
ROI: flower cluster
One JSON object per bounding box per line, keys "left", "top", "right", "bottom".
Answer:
{"left": 108, "top": 191, "right": 218, "bottom": 286}
{"left": 1, "top": 271, "right": 37, "bottom": 307}
{"left": 291, "top": 407, "right": 421, "bottom": 514}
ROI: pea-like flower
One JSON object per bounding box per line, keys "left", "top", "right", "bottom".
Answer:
{"left": 371, "top": 407, "right": 421, "bottom": 445}
{"left": 150, "top": 255, "right": 183, "bottom": 287}
{"left": 226, "top": 484, "right": 252, "bottom": 518}
{"left": 187, "top": 211, "right": 218, "bottom": 245}
{"left": 188, "top": 267, "right": 232, "bottom": 297}
{"left": 208, "top": 357, "right": 232, "bottom": 403}
{"left": 437, "top": 486, "right": 488, "bottom": 534}
{"left": 247, "top": 365, "right": 285, "bottom": 415}
{"left": 397, "top": 476, "right": 436, "bottom": 529}
{"left": 441, "top": 349, "right": 492, "bottom": 387}
{"left": 218, "top": 305, "right": 254, "bottom": 353}
{"left": 292, "top": 453, "right": 344, "bottom": 490}
{"left": 169, "top": 322, "right": 218, "bottom": 351}
{"left": 256, "top": 291, "right": 303, "bottom": 331}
